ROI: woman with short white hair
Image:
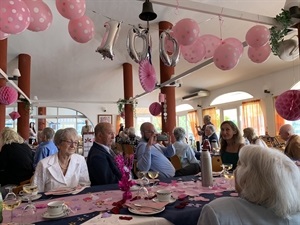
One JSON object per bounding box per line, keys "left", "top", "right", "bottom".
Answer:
{"left": 198, "top": 145, "right": 300, "bottom": 225}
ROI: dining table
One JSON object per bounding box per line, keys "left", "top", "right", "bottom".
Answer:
{"left": 2, "top": 175, "right": 238, "bottom": 225}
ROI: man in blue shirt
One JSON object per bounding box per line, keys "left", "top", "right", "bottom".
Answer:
{"left": 136, "top": 122, "right": 175, "bottom": 178}
{"left": 33, "top": 127, "right": 58, "bottom": 168}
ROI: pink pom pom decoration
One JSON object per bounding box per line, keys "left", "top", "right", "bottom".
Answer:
{"left": 0, "top": 0, "right": 31, "bottom": 34}
{"left": 9, "top": 111, "right": 20, "bottom": 120}
{"left": 181, "top": 37, "right": 206, "bottom": 63}
{"left": 213, "top": 43, "right": 240, "bottom": 70}
{"left": 248, "top": 44, "right": 271, "bottom": 63}
{"left": 275, "top": 90, "right": 300, "bottom": 121}
{"left": 56, "top": 0, "right": 86, "bottom": 20}
{"left": 149, "top": 102, "right": 162, "bottom": 116}
{"left": 222, "top": 37, "right": 244, "bottom": 57}
{"left": 173, "top": 18, "right": 200, "bottom": 46}
{"left": 0, "top": 86, "right": 18, "bottom": 105}
{"left": 0, "top": 30, "right": 10, "bottom": 40}
{"left": 199, "top": 34, "right": 222, "bottom": 59}
{"left": 139, "top": 59, "right": 157, "bottom": 92}
{"left": 245, "top": 25, "right": 270, "bottom": 48}
{"left": 24, "top": 0, "right": 53, "bottom": 32}
{"left": 68, "top": 15, "right": 95, "bottom": 43}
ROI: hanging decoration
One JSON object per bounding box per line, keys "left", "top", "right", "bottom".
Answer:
{"left": 0, "top": 86, "right": 18, "bottom": 105}
{"left": 247, "top": 44, "right": 271, "bottom": 63}
{"left": 222, "top": 37, "right": 244, "bottom": 57}
{"left": 127, "top": 25, "right": 151, "bottom": 63}
{"left": 181, "top": 37, "right": 206, "bottom": 63}
{"left": 0, "top": 31, "right": 10, "bottom": 40}
{"left": 149, "top": 102, "right": 162, "bottom": 116}
{"left": 172, "top": 18, "right": 200, "bottom": 46}
{"left": 9, "top": 111, "right": 20, "bottom": 120}
{"left": 245, "top": 25, "right": 270, "bottom": 48}
{"left": 96, "top": 20, "right": 122, "bottom": 60}
{"left": 213, "top": 43, "right": 240, "bottom": 70}
{"left": 159, "top": 31, "right": 180, "bottom": 67}
{"left": 55, "top": 0, "right": 86, "bottom": 20}
{"left": 117, "top": 98, "right": 138, "bottom": 118}
{"left": 275, "top": 90, "right": 300, "bottom": 121}
{"left": 138, "top": 59, "right": 156, "bottom": 92}
{"left": 199, "top": 34, "right": 222, "bottom": 59}
{"left": 0, "top": 0, "right": 31, "bottom": 35}
{"left": 24, "top": 0, "right": 53, "bottom": 32}
{"left": 68, "top": 15, "right": 95, "bottom": 43}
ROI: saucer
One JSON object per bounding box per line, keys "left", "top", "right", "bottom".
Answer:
{"left": 42, "top": 211, "right": 67, "bottom": 220}
{"left": 152, "top": 196, "right": 176, "bottom": 204}
{"left": 21, "top": 194, "right": 42, "bottom": 202}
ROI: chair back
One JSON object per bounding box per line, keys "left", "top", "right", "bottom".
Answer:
{"left": 170, "top": 155, "right": 182, "bottom": 170}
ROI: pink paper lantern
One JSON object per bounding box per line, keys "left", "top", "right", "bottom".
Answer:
{"left": 248, "top": 44, "right": 271, "bottom": 63}
{"left": 24, "top": 0, "right": 53, "bottom": 32}
{"left": 199, "top": 34, "right": 222, "bottom": 59}
{"left": 222, "top": 37, "right": 244, "bottom": 57}
{"left": 245, "top": 25, "right": 270, "bottom": 48}
{"left": 173, "top": 18, "right": 200, "bottom": 46}
{"left": 149, "top": 102, "right": 162, "bottom": 116}
{"left": 9, "top": 111, "right": 20, "bottom": 120}
{"left": 56, "top": 0, "right": 86, "bottom": 20}
{"left": 0, "top": 30, "right": 10, "bottom": 40}
{"left": 181, "top": 37, "right": 206, "bottom": 63}
{"left": 0, "top": 0, "right": 31, "bottom": 34}
{"left": 0, "top": 86, "right": 18, "bottom": 105}
{"left": 213, "top": 43, "right": 240, "bottom": 70}
{"left": 68, "top": 15, "right": 95, "bottom": 43}
{"left": 275, "top": 90, "right": 300, "bottom": 121}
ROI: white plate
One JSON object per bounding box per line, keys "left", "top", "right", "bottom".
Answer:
{"left": 21, "top": 194, "right": 42, "bottom": 202}
{"left": 42, "top": 211, "right": 67, "bottom": 219}
{"left": 45, "top": 187, "right": 76, "bottom": 195}
{"left": 152, "top": 196, "right": 176, "bottom": 204}
{"left": 128, "top": 206, "right": 165, "bottom": 215}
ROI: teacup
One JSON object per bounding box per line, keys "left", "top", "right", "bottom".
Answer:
{"left": 47, "top": 201, "right": 67, "bottom": 216}
{"left": 156, "top": 189, "right": 171, "bottom": 202}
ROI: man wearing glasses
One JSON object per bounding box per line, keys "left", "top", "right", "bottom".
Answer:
{"left": 136, "top": 122, "right": 175, "bottom": 178}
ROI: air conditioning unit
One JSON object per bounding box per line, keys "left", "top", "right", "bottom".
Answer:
{"left": 182, "top": 90, "right": 210, "bottom": 101}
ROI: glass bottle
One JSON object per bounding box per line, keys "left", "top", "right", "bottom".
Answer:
{"left": 201, "top": 140, "right": 213, "bottom": 187}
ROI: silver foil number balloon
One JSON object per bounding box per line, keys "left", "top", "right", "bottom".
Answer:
{"left": 96, "top": 20, "right": 122, "bottom": 60}
{"left": 127, "top": 25, "right": 151, "bottom": 63}
{"left": 159, "top": 31, "right": 180, "bottom": 67}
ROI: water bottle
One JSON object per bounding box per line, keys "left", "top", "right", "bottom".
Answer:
{"left": 201, "top": 140, "right": 213, "bottom": 187}
{"left": 0, "top": 185, "right": 3, "bottom": 223}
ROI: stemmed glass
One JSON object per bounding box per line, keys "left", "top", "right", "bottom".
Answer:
{"left": 3, "top": 186, "right": 22, "bottom": 223}
{"left": 21, "top": 184, "right": 38, "bottom": 221}
{"left": 220, "top": 163, "right": 233, "bottom": 176}
{"left": 224, "top": 170, "right": 235, "bottom": 190}
{"left": 136, "top": 171, "right": 149, "bottom": 198}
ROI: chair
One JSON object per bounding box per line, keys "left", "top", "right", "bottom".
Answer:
{"left": 211, "top": 155, "right": 222, "bottom": 172}
{"left": 170, "top": 155, "right": 182, "bottom": 170}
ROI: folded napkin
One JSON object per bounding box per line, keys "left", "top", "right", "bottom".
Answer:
{"left": 72, "top": 185, "right": 88, "bottom": 195}
{"left": 45, "top": 187, "right": 76, "bottom": 195}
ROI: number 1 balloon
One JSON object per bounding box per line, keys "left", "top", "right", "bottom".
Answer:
{"left": 96, "top": 20, "right": 122, "bottom": 60}
{"left": 159, "top": 31, "right": 180, "bottom": 67}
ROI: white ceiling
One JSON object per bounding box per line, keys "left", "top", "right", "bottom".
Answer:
{"left": 5, "top": 0, "right": 299, "bottom": 108}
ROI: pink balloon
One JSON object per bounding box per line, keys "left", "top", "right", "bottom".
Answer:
{"left": 149, "top": 102, "right": 162, "bottom": 116}
{"left": 248, "top": 44, "right": 271, "bottom": 63}
{"left": 245, "top": 25, "right": 270, "bottom": 48}
{"left": 275, "top": 90, "right": 300, "bottom": 121}
{"left": 0, "top": 86, "right": 18, "bottom": 105}
{"left": 0, "top": 0, "right": 31, "bottom": 34}
{"left": 213, "top": 43, "right": 240, "bottom": 70}
{"left": 222, "top": 37, "right": 244, "bottom": 57}
{"left": 199, "top": 34, "right": 222, "bottom": 59}
{"left": 181, "top": 37, "right": 206, "bottom": 63}
{"left": 173, "top": 18, "right": 200, "bottom": 46}
{"left": 68, "top": 15, "right": 95, "bottom": 43}
{"left": 56, "top": 0, "right": 86, "bottom": 20}
{"left": 0, "top": 30, "right": 10, "bottom": 40}
{"left": 24, "top": 0, "right": 53, "bottom": 32}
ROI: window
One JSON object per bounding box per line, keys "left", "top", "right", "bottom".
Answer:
{"left": 211, "top": 91, "right": 253, "bottom": 106}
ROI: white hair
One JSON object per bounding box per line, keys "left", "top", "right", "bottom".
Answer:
{"left": 235, "top": 145, "right": 300, "bottom": 218}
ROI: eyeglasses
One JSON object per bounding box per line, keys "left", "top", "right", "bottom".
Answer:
{"left": 144, "top": 130, "right": 155, "bottom": 134}
{"left": 62, "top": 140, "right": 79, "bottom": 146}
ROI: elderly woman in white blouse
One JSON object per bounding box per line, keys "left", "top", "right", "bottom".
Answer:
{"left": 33, "top": 128, "right": 90, "bottom": 192}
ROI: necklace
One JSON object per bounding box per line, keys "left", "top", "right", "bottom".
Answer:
{"left": 58, "top": 158, "right": 69, "bottom": 170}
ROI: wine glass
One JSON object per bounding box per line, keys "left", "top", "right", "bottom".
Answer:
{"left": 3, "top": 186, "right": 22, "bottom": 223}
{"left": 147, "top": 171, "right": 159, "bottom": 179}
{"left": 21, "top": 184, "right": 38, "bottom": 221}
{"left": 136, "top": 171, "right": 149, "bottom": 198}
{"left": 224, "top": 171, "right": 235, "bottom": 190}
{"left": 220, "top": 163, "right": 233, "bottom": 176}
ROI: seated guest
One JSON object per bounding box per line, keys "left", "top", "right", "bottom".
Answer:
{"left": 33, "top": 128, "right": 90, "bottom": 192}
{"left": 87, "top": 122, "right": 121, "bottom": 185}
{"left": 33, "top": 127, "right": 58, "bottom": 168}
{"left": 136, "top": 122, "right": 175, "bottom": 178}
{"left": 173, "top": 127, "right": 200, "bottom": 176}
{"left": 0, "top": 127, "right": 34, "bottom": 186}
{"left": 204, "top": 124, "right": 219, "bottom": 148}
{"left": 243, "top": 127, "right": 267, "bottom": 147}
{"left": 279, "top": 124, "right": 300, "bottom": 160}
{"left": 123, "top": 127, "right": 140, "bottom": 148}
{"left": 198, "top": 145, "right": 300, "bottom": 225}
{"left": 220, "top": 121, "right": 244, "bottom": 170}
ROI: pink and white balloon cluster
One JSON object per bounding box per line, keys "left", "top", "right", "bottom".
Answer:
{"left": 56, "top": 0, "right": 95, "bottom": 43}
{"left": 0, "top": 0, "right": 53, "bottom": 40}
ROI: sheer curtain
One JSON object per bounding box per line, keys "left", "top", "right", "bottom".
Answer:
{"left": 116, "top": 115, "right": 122, "bottom": 133}
{"left": 274, "top": 96, "right": 285, "bottom": 135}
{"left": 202, "top": 107, "right": 217, "bottom": 126}
{"left": 242, "top": 100, "right": 265, "bottom": 135}
{"left": 187, "top": 110, "right": 200, "bottom": 141}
